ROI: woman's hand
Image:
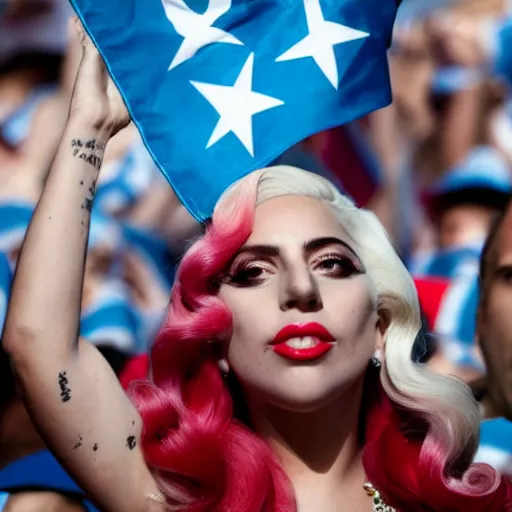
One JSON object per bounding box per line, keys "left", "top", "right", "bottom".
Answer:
{"left": 2, "top": 17, "right": 163, "bottom": 512}
{"left": 428, "top": 15, "right": 487, "bottom": 68}
{"left": 69, "top": 17, "right": 131, "bottom": 138}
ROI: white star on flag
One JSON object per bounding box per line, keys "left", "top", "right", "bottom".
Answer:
{"left": 276, "top": 0, "right": 369, "bottom": 89}
{"left": 162, "top": 0, "right": 243, "bottom": 70}
{"left": 191, "top": 53, "right": 284, "bottom": 156}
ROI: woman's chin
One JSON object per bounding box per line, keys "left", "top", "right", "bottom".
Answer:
{"left": 263, "top": 387, "right": 348, "bottom": 414}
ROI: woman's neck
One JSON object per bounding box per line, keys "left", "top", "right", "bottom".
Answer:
{"left": 248, "top": 381, "right": 369, "bottom": 511}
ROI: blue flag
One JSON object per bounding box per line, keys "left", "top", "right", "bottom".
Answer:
{"left": 495, "top": 16, "right": 512, "bottom": 87}
{"left": 70, "top": 0, "right": 398, "bottom": 220}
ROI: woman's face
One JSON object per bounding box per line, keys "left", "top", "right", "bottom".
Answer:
{"left": 218, "top": 195, "right": 383, "bottom": 413}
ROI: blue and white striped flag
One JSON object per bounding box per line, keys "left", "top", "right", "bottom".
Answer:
{"left": 80, "top": 278, "right": 141, "bottom": 354}
{"left": 0, "top": 252, "right": 12, "bottom": 335}
{"left": 70, "top": 0, "right": 399, "bottom": 220}
{"left": 475, "top": 418, "right": 512, "bottom": 477}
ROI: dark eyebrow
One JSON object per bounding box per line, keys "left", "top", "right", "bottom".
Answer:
{"left": 303, "top": 237, "right": 358, "bottom": 258}
{"left": 236, "top": 237, "right": 359, "bottom": 259}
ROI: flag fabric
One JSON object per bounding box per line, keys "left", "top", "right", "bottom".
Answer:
{"left": 70, "top": 0, "right": 399, "bottom": 220}
{"left": 95, "top": 140, "right": 158, "bottom": 215}
{"left": 0, "top": 450, "right": 99, "bottom": 512}
{"left": 122, "top": 223, "right": 175, "bottom": 290}
{"left": 0, "top": 492, "right": 8, "bottom": 511}
{"left": 0, "top": 252, "right": 11, "bottom": 334}
{"left": 474, "top": 418, "right": 512, "bottom": 477}
{"left": 0, "top": 202, "right": 34, "bottom": 258}
{"left": 80, "top": 278, "right": 142, "bottom": 354}
{"left": 411, "top": 244, "right": 483, "bottom": 370}
{"left": 410, "top": 243, "right": 483, "bottom": 280}
{"left": 414, "top": 275, "right": 483, "bottom": 370}
{"left": 88, "top": 210, "right": 125, "bottom": 253}
{"left": 122, "top": 224, "right": 174, "bottom": 347}
{"left": 0, "top": 85, "right": 56, "bottom": 148}
{"left": 494, "top": 16, "right": 512, "bottom": 87}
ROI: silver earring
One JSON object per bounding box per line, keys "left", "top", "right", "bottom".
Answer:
{"left": 218, "top": 358, "right": 230, "bottom": 376}
{"left": 370, "top": 356, "right": 381, "bottom": 368}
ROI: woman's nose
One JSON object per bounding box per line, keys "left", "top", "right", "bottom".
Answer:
{"left": 279, "top": 267, "right": 323, "bottom": 312}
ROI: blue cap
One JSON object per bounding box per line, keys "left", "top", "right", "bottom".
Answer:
{"left": 427, "top": 146, "right": 512, "bottom": 199}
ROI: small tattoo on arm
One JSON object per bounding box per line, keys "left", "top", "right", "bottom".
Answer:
{"left": 81, "top": 179, "right": 97, "bottom": 213}
{"left": 126, "top": 436, "right": 136, "bottom": 450}
{"left": 71, "top": 138, "right": 105, "bottom": 151}
{"left": 73, "top": 434, "right": 83, "bottom": 450}
{"left": 58, "top": 372, "right": 71, "bottom": 403}
{"left": 83, "top": 197, "right": 94, "bottom": 212}
{"left": 70, "top": 139, "right": 105, "bottom": 170}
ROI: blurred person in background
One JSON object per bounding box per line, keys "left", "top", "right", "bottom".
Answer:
{"left": 409, "top": 147, "right": 511, "bottom": 380}
{"left": 0, "top": 251, "right": 96, "bottom": 510}
{"left": 0, "top": 0, "right": 71, "bottom": 196}
{"left": 422, "top": 145, "right": 512, "bottom": 253}
{"left": 1, "top": 0, "right": 512, "bottom": 504}
{"left": 414, "top": 275, "right": 484, "bottom": 383}
{"left": 0, "top": 3, "right": 201, "bottom": 251}
{"left": 472, "top": 198, "right": 512, "bottom": 478}
{"left": 391, "top": 1, "right": 512, "bottom": 255}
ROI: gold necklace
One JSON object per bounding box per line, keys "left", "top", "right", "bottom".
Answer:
{"left": 363, "top": 482, "right": 396, "bottom": 511}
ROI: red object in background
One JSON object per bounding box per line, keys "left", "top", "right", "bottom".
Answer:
{"left": 414, "top": 277, "right": 451, "bottom": 330}
{"left": 307, "top": 118, "right": 383, "bottom": 207}
{"left": 119, "top": 354, "right": 149, "bottom": 389}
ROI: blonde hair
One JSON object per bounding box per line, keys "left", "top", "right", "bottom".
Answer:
{"left": 233, "top": 165, "right": 484, "bottom": 482}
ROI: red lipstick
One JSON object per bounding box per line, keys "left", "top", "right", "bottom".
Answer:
{"left": 271, "top": 322, "right": 335, "bottom": 361}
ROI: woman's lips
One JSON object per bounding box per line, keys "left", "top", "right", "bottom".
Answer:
{"left": 271, "top": 323, "right": 335, "bottom": 361}
{"left": 272, "top": 341, "right": 333, "bottom": 361}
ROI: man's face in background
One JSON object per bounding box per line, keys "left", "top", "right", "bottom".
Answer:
{"left": 478, "top": 209, "right": 512, "bottom": 420}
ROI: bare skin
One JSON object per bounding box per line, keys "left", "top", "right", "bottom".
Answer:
{"left": 2, "top": 16, "right": 386, "bottom": 512}
{"left": 4, "top": 491, "right": 86, "bottom": 512}
{"left": 2, "top": 19, "right": 163, "bottom": 512}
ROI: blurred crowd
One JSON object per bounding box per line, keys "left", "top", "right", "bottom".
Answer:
{"left": 0, "top": 0, "right": 512, "bottom": 509}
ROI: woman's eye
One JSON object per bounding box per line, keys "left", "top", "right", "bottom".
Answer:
{"left": 316, "top": 256, "right": 360, "bottom": 278}
{"left": 227, "top": 265, "right": 267, "bottom": 286}
{"left": 499, "top": 267, "right": 512, "bottom": 284}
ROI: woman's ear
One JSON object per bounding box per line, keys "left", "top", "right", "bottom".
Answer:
{"left": 210, "top": 339, "right": 230, "bottom": 373}
{"left": 375, "top": 309, "right": 390, "bottom": 352}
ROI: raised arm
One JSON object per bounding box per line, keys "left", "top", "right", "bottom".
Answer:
{"left": 2, "top": 20, "right": 164, "bottom": 512}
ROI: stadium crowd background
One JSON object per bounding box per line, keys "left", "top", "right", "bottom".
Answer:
{"left": 0, "top": 0, "right": 511, "bottom": 509}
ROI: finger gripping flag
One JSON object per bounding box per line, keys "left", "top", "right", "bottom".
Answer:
{"left": 70, "top": 0, "right": 399, "bottom": 220}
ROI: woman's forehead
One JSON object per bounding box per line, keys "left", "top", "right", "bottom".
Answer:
{"left": 249, "top": 195, "right": 347, "bottom": 243}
